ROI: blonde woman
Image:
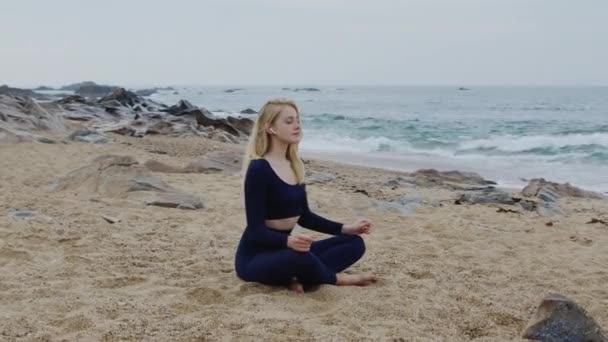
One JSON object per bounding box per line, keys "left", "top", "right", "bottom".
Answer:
{"left": 235, "top": 98, "right": 377, "bottom": 293}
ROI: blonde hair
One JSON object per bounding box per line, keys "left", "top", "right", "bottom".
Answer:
{"left": 242, "top": 98, "right": 305, "bottom": 184}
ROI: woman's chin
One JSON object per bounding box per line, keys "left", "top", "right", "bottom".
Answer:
{"left": 286, "top": 136, "right": 302, "bottom": 144}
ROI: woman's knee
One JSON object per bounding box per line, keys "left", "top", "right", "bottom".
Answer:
{"left": 345, "top": 235, "right": 366, "bottom": 256}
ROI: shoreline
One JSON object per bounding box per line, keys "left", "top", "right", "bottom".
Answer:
{"left": 300, "top": 148, "right": 606, "bottom": 194}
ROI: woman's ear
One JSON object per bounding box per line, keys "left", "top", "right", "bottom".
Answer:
{"left": 267, "top": 127, "right": 276, "bottom": 135}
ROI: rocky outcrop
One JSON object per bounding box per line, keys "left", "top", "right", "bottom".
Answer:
{"left": 49, "top": 155, "right": 204, "bottom": 209}
{"left": 0, "top": 94, "right": 65, "bottom": 131}
{"left": 0, "top": 85, "right": 48, "bottom": 99}
{"left": 522, "top": 178, "right": 604, "bottom": 200}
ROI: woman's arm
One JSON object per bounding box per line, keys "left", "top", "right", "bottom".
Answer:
{"left": 297, "top": 184, "right": 344, "bottom": 235}
{"left": 244, "top": 160, "right": 289, "bottom": 247}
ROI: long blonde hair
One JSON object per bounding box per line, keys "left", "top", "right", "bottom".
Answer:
{"left": 242, "top": 98, "right": 305, "bottom": 184}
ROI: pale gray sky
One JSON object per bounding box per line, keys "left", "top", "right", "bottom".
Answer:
{"left": 2, "top": 0, "right": 607, "bottom": 87}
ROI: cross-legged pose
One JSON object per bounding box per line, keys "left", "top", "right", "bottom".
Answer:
{"left": 234, "top": 98, "right": 377, "bottom": 293}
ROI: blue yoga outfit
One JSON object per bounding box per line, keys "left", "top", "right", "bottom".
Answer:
{"left": 235, "top": 158, "right": 366, "bottom": 285}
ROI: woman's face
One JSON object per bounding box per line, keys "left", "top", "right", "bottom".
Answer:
{"left": 268, "top": 106, "right": 302, "bottom": 144}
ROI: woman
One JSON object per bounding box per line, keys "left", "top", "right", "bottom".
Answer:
{"left": 235, "top": 98, "right": 377, "bottom": 293}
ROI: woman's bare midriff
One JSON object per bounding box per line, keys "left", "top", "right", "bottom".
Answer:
{"left": 265, "top": 216, "right": 300, "bottom": 231}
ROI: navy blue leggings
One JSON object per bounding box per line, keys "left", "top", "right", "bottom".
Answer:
{"left": 235, "top": 234, "right": 366, "bottom": 286}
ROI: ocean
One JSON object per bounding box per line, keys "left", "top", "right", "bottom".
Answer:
{"left": 150, "top": 86, "right": 608, "bottom": 193}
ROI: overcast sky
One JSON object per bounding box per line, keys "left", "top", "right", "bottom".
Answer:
{"left": 2, "top": 0, "right": 607, "bottom": 87}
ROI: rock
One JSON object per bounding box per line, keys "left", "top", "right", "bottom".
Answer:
{"left": 223, "top": 88, "right": 245, "bottom": 93}
{"left": 60, "top": 81, "right": 99, "bottom": 91}
{"left": 240, "top": 108, "right": 257, "bottom": 114}
{"left": 0, "top": 85, "right": 42, "bottom": 98}
{"left": 187, "top": 109, "right": 239, "bottom": 136}
{"left": 56, "top": 95, "right": 92, "bottom": 105}
{"left": 522, "top": 178, "right": 604, "bottom": 200}
{"left": 293, "top": 88, "right": 320, "bottom": 92}
{"left": 0, "top": 94, "right": 65, "bottom": 131}
{"left": 374, "top": 196, "right": 431, "bottom": 216}
{"left": 396, "top": 196, "right": 424, "bottom": 214}
{"left": 455, "top": 189, "right": 516, "bottom": 205}
{"left": 50, "top": 155, "right": 200, "bottom": 210}
{"left": 183, "top": 150, "right": 242, "bottom": 174}
{"left": 164, "top": 99, "right": 196, "bottom": 115}
{"left": 537, "top": 202, "right": 564, "bottom": 217}
{"left": 227, "top": 116, "right": 254, "bottom": 135}
{"left": 66, "top": 129, "right": 110, "bottom": 143}
{"left": 209, "top": 130, "right": 239, "bottom": 143}
{"left": 134, "top": 88, "right": 157, "bottom": 96}
{"left": 305, "top": 170, "right": 337, "bottom": 185}
{"left": 0, "top": 127, "right": 34, "bottom": 144}
{"left": 75, "top": 84, "right": 117, "bottom": 97}
{"left": 34, "top": 86, "right": 54, "bottom": 91}
{"left": 146, "top": 121, "right": 185, "bottom": 136}
{"left": 522, "top": 293, "right": 605, "bottom": 342}
{"left": 144, "top": 160, "right": 185, "bottom": 173}
{"left": 146, "top": 192, "right": 204, "bottom": 210}
{"left": 162, "top": 100, "right": 241, "bottom": 136}
{"left": 458, "top": 87, "right": 470, "bottom": 91}
{"left": 517, "top": 200, "right": 537, "bottom": 212}
{"left": 128, "top": 175, "right": 177, "bottom": 192}
{"left": 49, "top": 155, "right": 143, "bottom": 194}
{"left": 8, "top": 208, "right": 36, "bottom": 219}
{"left": 497, "top": 207, "right": 520, "bottom": 214}
{"left": 413, "top": 169, "right": 496, "bottom": 187}
{"left": 538, "top": 188, "right": 559, "bottom": 203}
{"left": 586, "top": 218, "right": 608, "bottom": 226}
{"left": 383, "top": 176, "right": 416, "bottom": 187}
{"left": 36, "top": 137, "right": 56, "bottom": 144}
{"left": 101, "top": 215, "right": 120, "bottom": 224}
{"left": 98, "top": 88, "right": 145, "bottom": 108}
{"left": 354, "top": 189, "right": 370, "bottom": 197}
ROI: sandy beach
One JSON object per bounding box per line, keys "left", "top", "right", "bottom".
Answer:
{"left": 1, "top": 132, "right": 606, "bottom": 341}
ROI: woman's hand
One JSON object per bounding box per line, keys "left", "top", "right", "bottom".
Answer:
{"left": 341, "top": 219, "right": 372, "bottom": 235}
{"left": 287, "top": 234, "right": 314, "bottom": 252}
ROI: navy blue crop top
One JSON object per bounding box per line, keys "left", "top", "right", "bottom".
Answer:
{"left": 243, "top": 158, "right": 344, "bottom": 248}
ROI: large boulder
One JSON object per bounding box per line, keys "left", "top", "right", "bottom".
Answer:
{"left": 413, "top": 169, "right": 496, "bottom": 187}
{"left": 49, "top": 155, "right": 204, "bottom": 209}
{"left": 522, "top": 293, "right": 605, "bottom": 342}
{"left": 143, "top": 150, "right": 242, "bottom": 174}
{"left": 522, "top": 178, "right": 604, "bottom": 200}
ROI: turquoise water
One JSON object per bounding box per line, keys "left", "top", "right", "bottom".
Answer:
{"left": 151, "top": 86, "right": 608, "bottom": 192}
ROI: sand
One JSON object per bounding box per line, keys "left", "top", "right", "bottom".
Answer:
{"left": 1, "top": 134, "right": 607, "bottom": 341}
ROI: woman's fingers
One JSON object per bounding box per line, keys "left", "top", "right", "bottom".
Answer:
{"left": 297, "top": 234, "right": 314, "bottom": 243}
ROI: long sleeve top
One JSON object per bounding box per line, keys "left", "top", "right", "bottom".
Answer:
{"left": 243, "top": 158, "right": 343, "bottom": 248}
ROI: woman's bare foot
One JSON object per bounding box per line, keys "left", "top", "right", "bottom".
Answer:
{"left": 336, "top": 273, "right": 378, "bottom": 286}
{"left": 289, "top": 278, "right": 304, "bottom": 293}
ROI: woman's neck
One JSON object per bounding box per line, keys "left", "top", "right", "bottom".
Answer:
{"left": 266, "top": 139, "right": 289, "bottom": 161}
